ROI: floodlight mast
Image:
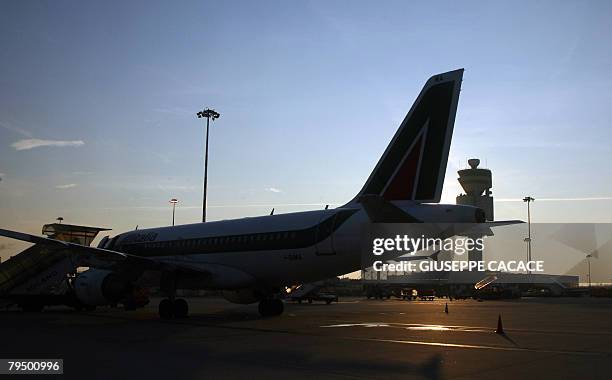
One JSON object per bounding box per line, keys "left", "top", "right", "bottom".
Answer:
{"left": 169, "top": 198, "right": 178, "bottom": 226}
{"left": 196, "top": 108, "right": 220, "bottom": 223}
{"left": 586, "top": 254, "right": 592, "bottom": 291}
{"left": 523, "top": 196, "right": 535, "bottom": 274}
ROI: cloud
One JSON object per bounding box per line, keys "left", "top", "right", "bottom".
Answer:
{"left": 0, "top": 121, "right": 32, "bottom": 137}
{"left": 55, "top": 183, "right": 77, "bottom": 189}
{"left": 156, "top": 184, "right": 198, "bottom": 192}
{"left": 496, "top": 196, "right": 612, "bottom": 202}
{"left": 12, "top": 139, "right": 85, "bottom": 151}
{"left": 152, "top": 106, "right": 192, "bottom": 116}
{"left": 266, "top": 187, "right": 282, "bottom": 193}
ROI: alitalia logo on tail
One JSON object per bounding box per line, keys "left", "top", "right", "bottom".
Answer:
{"left": 352, "top": 69, "right": 463, "bottom": 204}
{"left": 381, "top": 121, "right": 428, "bottom": 201}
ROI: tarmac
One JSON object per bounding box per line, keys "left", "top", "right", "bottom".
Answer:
{"left": 1, "top": 296, "right": 611, "bottom": 379}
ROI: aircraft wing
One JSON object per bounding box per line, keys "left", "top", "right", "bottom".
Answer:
{"left": 455, "top": 220, "right": 524, "bottom": 237}
{"left": 0, "top": 228, "right": 205, "bottom": 275}
{"left": 485, "top": 220, "right": 524, "bottom": 227}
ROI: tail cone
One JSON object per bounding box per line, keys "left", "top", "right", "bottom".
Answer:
{"left": 495, "top": 314, "right": 504, "bottom": 335}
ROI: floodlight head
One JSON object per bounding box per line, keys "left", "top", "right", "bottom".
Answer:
{"left": 169, "top": 198, "right": 178, "bottom": 204}
{"left": 197, "top": 108, "right": 220, "bottom": 120}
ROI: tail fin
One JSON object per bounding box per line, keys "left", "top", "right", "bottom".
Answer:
{"left": 351, "top": 69, "right": 463, "bottom": 204}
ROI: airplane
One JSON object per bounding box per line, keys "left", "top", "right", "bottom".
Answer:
{"left": 0, "top": 69, "right": 517, "bottom": 319}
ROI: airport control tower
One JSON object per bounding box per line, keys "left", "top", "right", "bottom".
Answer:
{"left": 457, "top": 158, "right": 494, "bottom": 220}
{"left": 456, "top": 158, "right": 493, "bottom": 262}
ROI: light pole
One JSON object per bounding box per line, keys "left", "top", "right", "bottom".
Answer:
{"left": 586, "top": 254, "right": 592, "bottom": 292}
{"left": 523, "top": 196, "right": 534, "bottom": 274}
{"left": 196, "top": 108, "right": 220, "bottom": 223}
{"left": 169, "top": 198, "right": 178, "bottom": 226}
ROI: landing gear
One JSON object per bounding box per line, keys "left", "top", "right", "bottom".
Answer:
{"left": 158, "top": 298, "right": 189, "bottom": 319}
{"left": 159, "top": 299, "right": 173, "bottom": 319}
{"left": 158, "top": 271, "right": 189, "bottom": 319}
{"left": 258, "top": 299, "right": 284, "bottom": 317}
{"left": 173, "top": 298, "right": 188, "bottom": 318}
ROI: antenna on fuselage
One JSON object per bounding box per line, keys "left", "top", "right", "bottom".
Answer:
{"left": 270, "top": 208, "right": 275, "bottom": 215}
{"left": 325, "top": 205, "right": 329, "bottom": 210}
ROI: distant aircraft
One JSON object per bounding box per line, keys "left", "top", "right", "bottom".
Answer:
{"left": 0, "top": 69, "right": 518, "bottom": 318}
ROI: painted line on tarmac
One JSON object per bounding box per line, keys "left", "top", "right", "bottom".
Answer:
{"left": 347, "top": 337, "right": 610, "bottom": 356}
{"left": 322, "top": 321, "right": 612, "bottom": 336}
{"left": 322, "top": 322, "right": 487, "bottom": 332}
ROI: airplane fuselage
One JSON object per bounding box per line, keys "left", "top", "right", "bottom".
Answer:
{"left": 105, "top": 202, "right": 482, "bottom": 290}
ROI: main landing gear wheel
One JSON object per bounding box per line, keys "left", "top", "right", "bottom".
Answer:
{"left": 159, "top": 298, "right": 189, "bottom": 319}
{"left": 173, "top": 298, "right": 188, "bottom": 318}
{"left": 258, "top": 299, "right": 284, "bottom": 317}
{"left": 159, "top": 299, "right": 174, "bottom": 319}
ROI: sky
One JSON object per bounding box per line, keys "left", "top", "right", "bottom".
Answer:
{"left": 1, "top": 0, "right": 612, "bottom": 261}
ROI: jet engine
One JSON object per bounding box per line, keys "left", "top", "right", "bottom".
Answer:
{"left": 73, "top": 269, "right": 131, "bottom": 306}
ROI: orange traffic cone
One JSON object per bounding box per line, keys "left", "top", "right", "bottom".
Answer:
{"left": 444, "top": 303, "right": 448, "bottom": 314}
{"left": 495, "top": 314, "right": 504, "bottom": 334}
